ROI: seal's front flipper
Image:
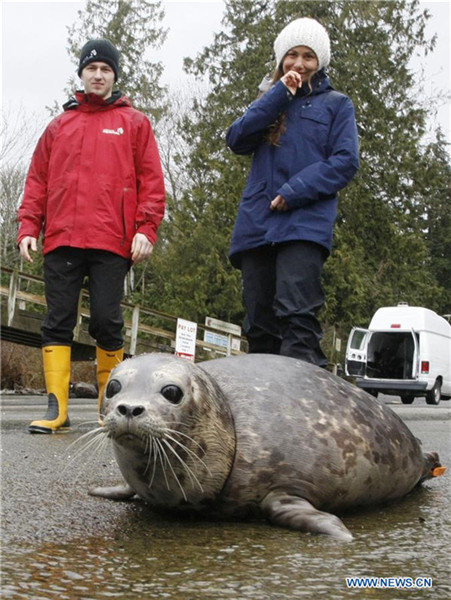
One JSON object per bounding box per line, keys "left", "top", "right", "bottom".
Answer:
{"left": 261, "top": 491, "right": 353, "bottom": 541}
{"left": 89, "top": 483, "right": 136, "bottom": 501}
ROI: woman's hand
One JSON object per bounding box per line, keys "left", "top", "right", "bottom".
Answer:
{"left": 270, "top": 195, "right": 288, "bottom": 212}
{"left": 280, "top": 70, "right": 303, "bottom": 95}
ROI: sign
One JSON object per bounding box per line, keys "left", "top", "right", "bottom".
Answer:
{"left": 204, "top": 331, "right": 241, "bottom": 352}
{"left": 175, "top": 318, "right": 197, "bottom": 361}
{"left": 204, "top": 317, "right": 242, "bottom": 356}
{"left": 205, "top": 316, "right": 241, "bottom": 337}
{"left": 204, "top": 330, "right": 228, "bottom": 349}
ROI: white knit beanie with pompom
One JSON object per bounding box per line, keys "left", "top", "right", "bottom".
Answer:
{"left": 274, "top": 17, "right": 331, "bottom": 71}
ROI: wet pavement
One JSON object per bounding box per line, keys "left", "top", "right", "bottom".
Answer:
{"left": 1, "top": 392, "right": 450, "bottom": 599}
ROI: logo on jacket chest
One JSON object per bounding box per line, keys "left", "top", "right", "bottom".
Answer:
{"left": 102, "top": 127, "right": 124, "bottom": 136}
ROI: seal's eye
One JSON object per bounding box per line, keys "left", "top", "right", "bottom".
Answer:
{"left": 161, "top": 385, "right": 183, "bottom": 404}
{"left": 106, "top": 379, "right": 122, "bottom": 398}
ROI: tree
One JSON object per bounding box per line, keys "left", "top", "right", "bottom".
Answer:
{"left": 1, "top": 164, "right": 26, "bottom": 268}
{"left": 150, "top": 0, "right": 449, "bottom": 341}
{"left": 0, "top": 108, "right": 44, "bottom": 270}
{"left": 417, "top": 133, "right": 451, "bottom": 312}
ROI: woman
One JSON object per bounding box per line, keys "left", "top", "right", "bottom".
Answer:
{"left": 226, "top": 17, "right": 359, "bottom": 367}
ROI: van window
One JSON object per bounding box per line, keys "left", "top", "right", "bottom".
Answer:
{"left": 350, "top": 330, "right": 367, "bottom": 350}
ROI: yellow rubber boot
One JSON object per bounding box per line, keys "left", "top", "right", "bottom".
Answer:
{"left": 97, "top": 347, "right": 124, "bottom": 419}
{"left": 29, "top": 345, "right": 71, "bottom": 434}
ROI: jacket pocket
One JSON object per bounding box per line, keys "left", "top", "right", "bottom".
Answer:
{"left": 120, "top": 192, "right": 127, "bottom": 246}
{"left": 122, "top": 186, "right": 138, "bottom": 246}
{"left": 242, "top": 179, "right": 268, "bottom": 201}
{"left": 299, "top": 109, "right": 329, "bottom": 147}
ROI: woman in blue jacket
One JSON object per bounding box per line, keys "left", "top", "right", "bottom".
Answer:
{"left": 227, "top": 17, "right": 359, "bottom": 367}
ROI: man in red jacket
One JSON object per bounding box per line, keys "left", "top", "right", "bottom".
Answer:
{"left": 17, "top": 39, "right": 165, "bottom": 434}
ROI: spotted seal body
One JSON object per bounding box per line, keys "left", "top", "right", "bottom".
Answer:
{"left": 90, "top": 353, "right": 443, "bottom": 540}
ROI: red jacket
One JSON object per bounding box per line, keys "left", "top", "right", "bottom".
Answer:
{"left": 17, "top": 91, "right": 165, "bottom": 258}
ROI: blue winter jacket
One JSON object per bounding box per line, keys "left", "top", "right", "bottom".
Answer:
{"left": 227, "top": 71, "right": 359, "bottom": 267}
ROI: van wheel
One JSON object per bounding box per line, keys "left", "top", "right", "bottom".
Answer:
{"left": 426, "top": 381, "right": 441, "bottom": 406}
{"left": 401, "top": 394, "right": 415, "bottom": 404}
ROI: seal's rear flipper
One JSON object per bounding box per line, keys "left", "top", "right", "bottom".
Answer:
{"left": 261, "top": 491, "right": 353, "bottom": 541}
{"left": 89, "top": 483, "right": 136, "bottom": 501}
{"left": 419, "top": 451, "right": 447, "bottom": 484}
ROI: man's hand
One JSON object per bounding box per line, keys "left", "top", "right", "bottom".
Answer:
{"left": 270, "top": 195, "right": 289, "bottom": 212}
{"left": 131, "top": 233, "right": 153, "bottom": 264}
{"left": 18, "top": 236, "right": 38, "bottom": 263}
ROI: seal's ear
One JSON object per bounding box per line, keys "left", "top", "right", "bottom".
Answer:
{"left": 161, "top": 385, "right": 183, "bottom": 404}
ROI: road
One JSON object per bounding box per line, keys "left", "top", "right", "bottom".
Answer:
{"left": 1, "top": 390, "right": 450, "bottom": 600}
{"left": 1, "top": 391, "right": 450, "bottom": 546}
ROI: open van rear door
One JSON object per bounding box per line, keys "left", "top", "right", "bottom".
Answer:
{"left": 345, "top": 328, "right": 369, "bottom": 377}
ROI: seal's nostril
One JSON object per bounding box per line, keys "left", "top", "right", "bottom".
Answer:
{"left": 116, "top": 404, "right": 145, "bottom": 418}
{"left": 117, "top": 404, "right": 128, "bottom": 416}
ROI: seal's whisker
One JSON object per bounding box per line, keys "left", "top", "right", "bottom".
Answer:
{"left": 65, "top": 432, "right": 110, "bottom": 470}
{"left": 67, "top": 426, "right": 105, "bottom": 447}
{"left": 61, "top": 428, "right": 111, "bottom": 484}
{"left": 154, "top": 438, "right": 171, "bottom": 491}
{"left": 164, "top": 427, "right": 207, "bottom": 455}
{"left": 65, "top": 427, "right": 108, "bottom": 461}
{"left": 162, "top": 437, "right": 204, "bottom": 493}
{"left": 160, "top": 439, "right": 188, "bottom": 501}
{"left": 146, "top": 437, "right": 159, "bottom": 489}
{"left": 143, "top": 436, "right": 157, "bottom": 482}
{"left": 164, "top": 433, "right": 212, "bottom": 478}
{"left": 75, "top": 420, "right": 105, "bottom": 428}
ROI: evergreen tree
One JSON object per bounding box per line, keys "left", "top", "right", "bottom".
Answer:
{"left": 149, "top": 0, "right": 450, "bottom": 341}
{"left": 417, "top": 133, "right": 451, "bottom": 312}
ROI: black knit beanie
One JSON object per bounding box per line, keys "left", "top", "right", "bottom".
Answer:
{"left": 78, "top": 39, "right": 120, "bottom": 81}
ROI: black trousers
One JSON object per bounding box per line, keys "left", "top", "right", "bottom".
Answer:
{"left": 42, "top": 247, "right": 130, "bottom": 350}
{"left": 240, "top": 241, "right": 328, "bottom": 367}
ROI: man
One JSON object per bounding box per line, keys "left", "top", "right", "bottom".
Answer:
{"left": 17, "top": 39, "right": 165, "bottom": 433}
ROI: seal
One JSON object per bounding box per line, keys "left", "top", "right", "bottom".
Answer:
{"left": 88, "top": 353, "right": 445, "bottom": 540}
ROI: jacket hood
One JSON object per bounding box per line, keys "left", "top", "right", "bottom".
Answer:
{"left": 63, "top": 90, "right": 131, "bottom": 111}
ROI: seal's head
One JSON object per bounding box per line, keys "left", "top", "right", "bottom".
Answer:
{"left": 101, "top": 353, "right": 236, "bottom": 510}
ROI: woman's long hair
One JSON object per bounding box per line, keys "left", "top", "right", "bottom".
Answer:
{"left": 266, "top": 64, "right": 317, "bottom": 146}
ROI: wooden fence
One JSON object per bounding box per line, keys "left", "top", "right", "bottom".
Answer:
{"left": 0, "top": 267, "right": 246, "bottom": 361}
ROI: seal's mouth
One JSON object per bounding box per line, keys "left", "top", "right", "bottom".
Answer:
{"left": 112, "top": 432, "right": 146, "bottom": 448}
{"left": 116, "top": 433, "right": 139, "bottom": 441}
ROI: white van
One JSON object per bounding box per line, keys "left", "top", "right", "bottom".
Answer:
{"left": 345, "top": 303, "right": 451, "bottom": 405}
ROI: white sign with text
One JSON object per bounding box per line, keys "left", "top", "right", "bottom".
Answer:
{"left": 175, "top": 318, "right": 197, "bottom": 361}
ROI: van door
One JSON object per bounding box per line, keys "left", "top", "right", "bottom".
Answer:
{"left": 345, "top": 328, "right": 369, "bottom": 377}
{"left": 409, "top": 329, "right": 419, "bottom": 379}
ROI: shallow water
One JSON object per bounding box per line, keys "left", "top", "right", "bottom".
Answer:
{"left": 1, "top": 417, "right": 450, "bottom": 599}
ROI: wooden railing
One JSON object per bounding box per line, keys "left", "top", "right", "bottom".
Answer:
{"left": 0, "top": 267, "right": 247, "bottom": 361}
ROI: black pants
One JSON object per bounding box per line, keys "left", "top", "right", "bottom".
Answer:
{"left": 240, "top": 241, "right": 328, "bottom": 367}
{"left": 42, "top": 247, "right": 130, "bottom": 350}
